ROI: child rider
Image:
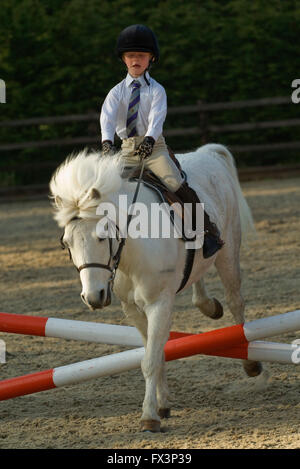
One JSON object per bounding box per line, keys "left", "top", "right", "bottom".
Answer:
{"left": 100, "top": 24, "right": 224, "bottom": 258}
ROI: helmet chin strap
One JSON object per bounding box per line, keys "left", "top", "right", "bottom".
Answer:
{"left": 143, "top": 71, "right": 150, "bottom": 86}
{"left": 143, "top": 57, "right": 155, "bottom": 86}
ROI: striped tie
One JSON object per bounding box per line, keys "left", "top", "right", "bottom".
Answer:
{"left": 126, "top": 80, "right": 141, "bottom": 137}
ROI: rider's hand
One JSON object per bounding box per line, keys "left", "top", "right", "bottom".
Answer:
{"left": 134, "top": 136, "right": 155, "bottom": 160}
{"left": 102, "top": 140, "right": 116, "bottom": 156}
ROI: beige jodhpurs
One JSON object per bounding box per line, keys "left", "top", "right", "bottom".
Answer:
{"left": 121, "top": 135, "right": 184, "bottom": 192}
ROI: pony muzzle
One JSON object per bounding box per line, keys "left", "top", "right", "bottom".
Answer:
{"left": 81, "top": 285, "right": 111, "bottom": 309}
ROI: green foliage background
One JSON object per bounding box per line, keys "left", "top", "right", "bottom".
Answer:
{"left": 0, "top": 0, "right": 300, "bottom": 185}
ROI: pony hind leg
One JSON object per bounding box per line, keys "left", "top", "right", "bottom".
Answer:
{"left": 214, "top": 242, "right": 262, "bottom": 377}
{"left": 192, "top": 278, "right": 223, "bottom": 320}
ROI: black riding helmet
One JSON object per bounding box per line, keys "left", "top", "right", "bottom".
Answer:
{"left": 116, "top": 24, "right": 160, "bottom": 63}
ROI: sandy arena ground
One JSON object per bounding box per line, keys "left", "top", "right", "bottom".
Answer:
{"left": 0, "top": 177, "right": 299, "bottom": 449}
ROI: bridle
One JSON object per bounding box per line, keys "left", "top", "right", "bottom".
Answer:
{"left": 60, "top": 218, "right": 124, "bottom": 290}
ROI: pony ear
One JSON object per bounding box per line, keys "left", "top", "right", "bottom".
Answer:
{"left": 55, "top": 195, "right": 63, "bottom": 207}
{"left": 89, "top": 188, "right": 101, "bottom": 199}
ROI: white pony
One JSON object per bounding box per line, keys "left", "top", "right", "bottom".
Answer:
{"left": 50, "top": 143, "right": 262, "bottom": 432}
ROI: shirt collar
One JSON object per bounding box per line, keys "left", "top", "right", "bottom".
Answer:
{"left": 125, "top": 71, "right": 150, "bottom": 88}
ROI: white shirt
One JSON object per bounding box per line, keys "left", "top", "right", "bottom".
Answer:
{"left": 100, "top": 72, "right": 167, "bottom": 142}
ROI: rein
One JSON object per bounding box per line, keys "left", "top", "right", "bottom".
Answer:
{"left": 110, "top": 157, "right": 146, "bottom": 280}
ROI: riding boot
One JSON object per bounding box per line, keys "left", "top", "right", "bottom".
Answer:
{"left": 174, "top": 182, "right": 224, "bottom": 258}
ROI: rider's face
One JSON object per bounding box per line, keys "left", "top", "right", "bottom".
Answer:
{"left": 122, "top": 51, "right": 153, "bottom": 77}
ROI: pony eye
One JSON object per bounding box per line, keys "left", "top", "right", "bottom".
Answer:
{"left": 60, "top": 232, "right": 71, "bottom": 250}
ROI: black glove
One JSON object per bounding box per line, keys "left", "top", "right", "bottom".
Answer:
{"left": 134, "top": 136, "right": 155, "bottom": 160}
{"left": 102, "top": 140, "right": 116, "bottom": 156}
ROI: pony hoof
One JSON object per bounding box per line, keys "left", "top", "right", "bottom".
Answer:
{"left": 244, "top": 360, "right": 263, "bottom": 377}
{"left": 211, "top": 298, "right": 224, "bottom": 319}
{"left": 140, "top": 419, "right": 161, "bottom": 433}
{"left": 158, "top": 408, "right": 171, "bottom": 419}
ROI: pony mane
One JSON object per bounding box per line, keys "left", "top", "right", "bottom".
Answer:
{"left": 49, "top": 149, "right": 124, "bottom": 227}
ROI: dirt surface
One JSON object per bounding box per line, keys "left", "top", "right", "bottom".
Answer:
{"left": 0, "top": 177, "right": 299, "bottom": 449}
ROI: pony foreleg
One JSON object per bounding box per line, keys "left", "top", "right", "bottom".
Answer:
{"left": 122, "top": 301, "right": 171, "bottom": 421}
{"left": 141, "top": 295, "right": 173, "bottom": 432}
{"left": 157, "top": 354, "right": 171, "bottom": 419}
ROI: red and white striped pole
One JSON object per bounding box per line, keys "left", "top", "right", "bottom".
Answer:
{"left": 0, "top": 310, "right": 299, "bottom": 401}
{"left": 1, "top": 310, "right": 299, "bottom": 352}
{"left": 0, "top": 341, "right": 298, "bottom": 401}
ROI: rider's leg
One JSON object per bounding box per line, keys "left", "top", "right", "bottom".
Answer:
{"left": 143, "top": 136, "right": 184, "bottom": 192}
{"left": 121, "top": 136, "right": 224, "bottom": 258}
